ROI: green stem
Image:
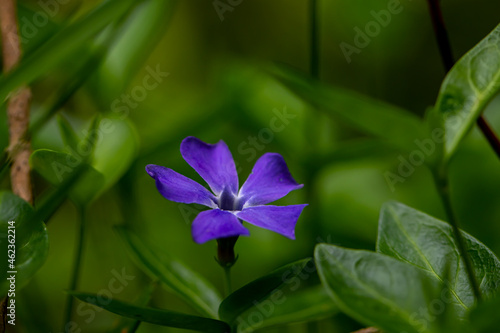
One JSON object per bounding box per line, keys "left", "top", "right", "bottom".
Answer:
{"left": 223, "top": 266, "right": 232, "bottom": 297}
{"left": 433, "top": 172, "right": 482, "bottom": 302}
{"left": 62, "top": 205, "right": 87, "bottom": 328}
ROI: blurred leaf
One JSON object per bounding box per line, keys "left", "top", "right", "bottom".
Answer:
{"left": 69, "top": 292, "right": 231, "bottom": 333}
{"left": 0, "top": 0, "right": 140, "bottom": 103}
{"left": 469, "top": 296, "right": 500, "bottom": 333}
{"left": 376, "top": 201, "right": 500, "bottom": 316}
{"left": 57, "top": 115, "right": 80, "bottom": 152}
{"left": 219, "top": 259, "right": 311, "bottom": 327}
{"left": 115, "top": 226, "right": 222, "bottom": 319}
{"left": 108, "top": 280, "right": 157, "bottom": 333}
{"left": 30, "top": 149, "right": 104, "bottom": 206}
{"left": 429, "top": 23, "right": 500, "bottom": 163}
{"left": 91, "top": 116, "right": 139, "bottom": 194}
{"left": 236, "top": 285, "right": 336, "bottom": 333}
{"left": 96, "top": 0, "right": 177, "bottom": 101}
{"left": 0, "top": 192, "right": 49, "bottom": 297}
{"left": 269, "top": 66, "right": 425, "bottom": 152}
{"left": 315, "top": 244, "right": 439, "bottom": 333}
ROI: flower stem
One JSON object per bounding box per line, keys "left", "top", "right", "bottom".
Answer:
{"left": 432, "top": 172, "right": 482, "bottom": 302}
{"left": 425, "top": 0, "right": 500, "bottom": 160}
{"left": 223, "top": 266, "right": 233, "bottom": 297}
{"left": 63, "top": 205, "right": 87, "bottom": 328}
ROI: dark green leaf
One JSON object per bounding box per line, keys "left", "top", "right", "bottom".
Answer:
{"left": 469, "top": 296, "right": 500, "bottom": 333}
{"left": 0, "top": 192, "right": 49, "bottom": 296}
{"left": 315, "top": 244, "right": 440, "bottom": 333}
{"left": 429, "top": 23, "right": 500, "bottom": 163}
{"left": 269, "top": 66, "right": 425, "bottom": 152}
{"left": 236, "top": 285, "right": 336, "bottom": 333}
{"left": 219, "top": 259, "right": 311, "bottom": 327}
{"left": 69, "top": 292, "right": 230, "bottom": 333}
{"left": 115, "top": 226, "right": 222, "bottom": 319}
{"left": 377, "top": 201, "right": 500, "bottom": 316}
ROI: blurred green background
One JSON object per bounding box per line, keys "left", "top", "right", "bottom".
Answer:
{"left": 2, "top": 0, "right": 500, "bottom": 332}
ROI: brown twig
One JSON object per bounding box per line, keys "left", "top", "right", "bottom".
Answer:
{"left": 351, "top": 328, "right": 381, "bottom": 333}
{"left": 1, "top": 0, "right": 33, "bottom": 331}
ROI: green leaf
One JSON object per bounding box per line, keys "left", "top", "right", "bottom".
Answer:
{"left": 30, "top": 149, "right": 104, "bottom": 206}
{"left": 315, "top": 244, "right": 440, "bottom": 333}
{"left": 115, "top": 226, "right": 222, "bottom": 319}
{"left": 219, "top": 259, "right": 311, "bottom": 327}
{"left": 376, "top": 201, "right": 500, "bottom": 316}
{"left": 69, "top": 292, "right": 230, "bottom": 333}
{"left": 57, "top": 115, "right": 80, "bottom": 152}
{"left": 269, "top": 66, "right": 425, "bottom": 152}
{"left": 429, "top": 23, "right": 500, "bottom": 163}
{"left": 91, "top": 116, "right": 139, "bottom": 193}
{"left": 0, "top": 0, "right": 140, "bottom": 103}
{"left": 96, "top": 0, "right": 177, "bottom": 101}
{"left": 0, "top": 192, "right": 49, "bottom": 296}
{"left": 236, "top": 285, "right": 337, "bottom": 333}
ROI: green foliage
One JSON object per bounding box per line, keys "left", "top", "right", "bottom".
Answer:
{"left": 0, "top": 192, "right": 48, "bottom": 297}
{"left": 116, "top": 226, "right": 222, "bottom": 319}
{"left": 69, "top": 291, "right": 231, "bottom": 333}
{"left": 377, "top": 201, "right": 500, "bottom": 312}
{"left": 429, "top": 23, "right": 500, "bottom": 165}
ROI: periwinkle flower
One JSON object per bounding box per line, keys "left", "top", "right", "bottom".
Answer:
{"left": 146, "top": 136, "right": 307, "bottom": 244}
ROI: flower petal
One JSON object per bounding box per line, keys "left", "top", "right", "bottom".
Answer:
{"left": 192, "top": 209, "right": 250, "bottom": 243}
{"left": 180, "top": 137, "right": 238, "bottom": 196}
{"left": 239, "top": 153, "right": 303, "bottom": 207}
{"left": 146, "top": 164, "right": 216, "bottom": 208}
{"left": 234, "top": 204, "right": 307, "bottom": 239}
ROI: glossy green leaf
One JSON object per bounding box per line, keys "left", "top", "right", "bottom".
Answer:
{"left": 0, "top": 192, "right": 49, "bottom": 296}
{"left": 315, "top": 244, "right": 440, "bottom": 333}
{"left": 0, "top": 0, "right": 140, "bottom": 103}
{"left": 236, "top": 285, "right": 336, "bottom": 333}
{"left": 269, "top": 66, "right": 425, "bottom": 152}
{"left": 30, "top": 149, "right": 104, "bottom": 206}
{"left": 219, "top": 259, "right": 311, "bottom": 327}
{"left": 69, "top": 292, "right": 230, "bottom": 333}
{"left": 376, "top": 201, "right": 500, "bottom": 316}
{"left": 429, "top": 23, "right": 500, "bottom": 162}
{"left": 115, "top": 226, "right": 222, "bottom": 319}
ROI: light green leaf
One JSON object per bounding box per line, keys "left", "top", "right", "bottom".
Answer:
{"left": 315, "top": 244, "right": 440, "bottom": 333}
{"left": 269, "top": 66, "right": 425, "bottom": 152}
{"left": 69, "top": 292, "right": 231, "bottom": 333}
{"left": 429, "top": 23, "right": 500, "bottom": 163}
{"left": 219, "top": 259, "right": 311, "bottom": 328}
{"left": 115, "top": 226, "right": 222, "bottom": 319}
{"left": 0, "top": 192, "right": 49, "bottom": 297}
{"left": 236, "top": 285, "right": 336, "bottom": 333}
{"left": 376, "top": 201, "right": 500, "bottom": 316}
{"left": 57, "top": 115, "right": 80, "bottom": 152}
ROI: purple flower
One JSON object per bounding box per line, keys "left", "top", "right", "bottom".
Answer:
{"left": 146, "top": 136, "right": 307, "bottom": 244}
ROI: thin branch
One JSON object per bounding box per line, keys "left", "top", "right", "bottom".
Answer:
{"left": 426, "top": 0, "right": 500, "bottom": 160}
{"left": 0, "top": 0, "right": 33, "bottom": 331}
